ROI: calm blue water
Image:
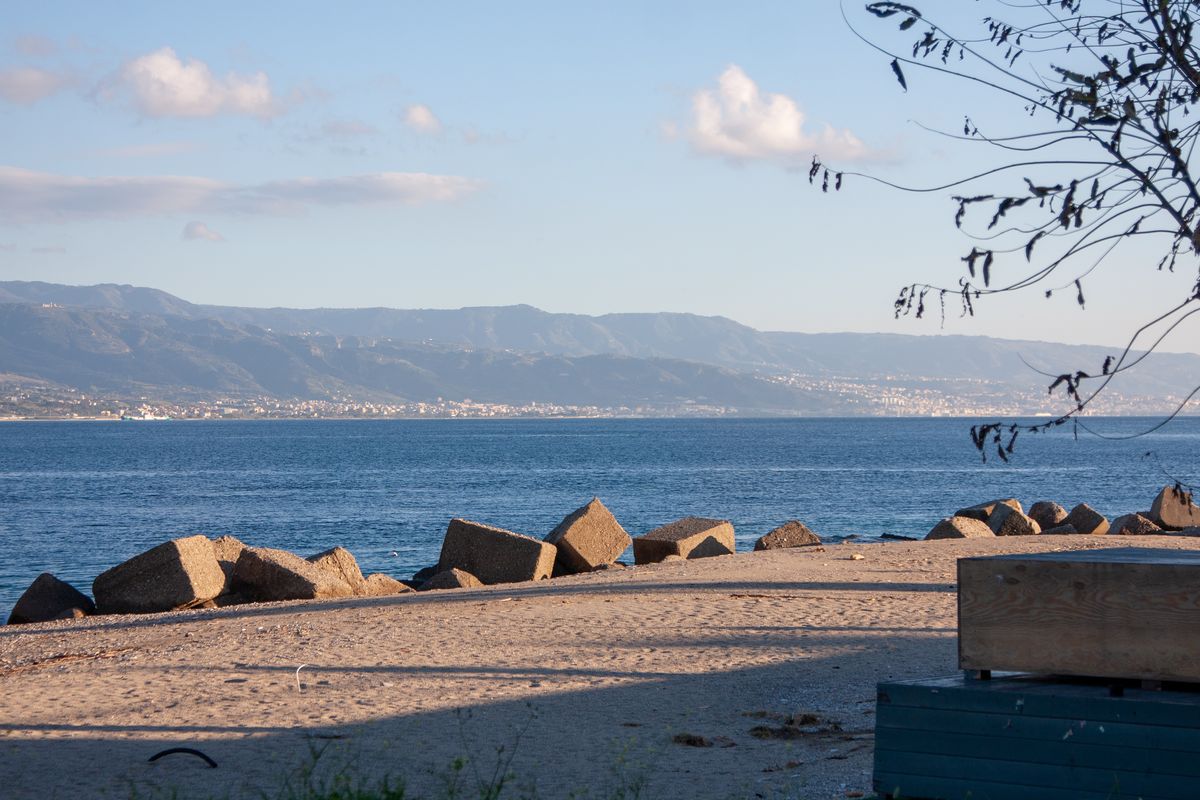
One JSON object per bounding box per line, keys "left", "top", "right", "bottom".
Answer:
{"left": 1, "top": 417, "right": 1197, "bottom": 616}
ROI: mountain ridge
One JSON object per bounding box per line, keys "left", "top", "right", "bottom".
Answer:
{"left": 3, "top": 280, "right": 1197, "bottom": 414}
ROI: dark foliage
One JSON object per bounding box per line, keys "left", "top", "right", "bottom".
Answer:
{"left": 817, "top": 1, "right": 1200, "bottom": 463}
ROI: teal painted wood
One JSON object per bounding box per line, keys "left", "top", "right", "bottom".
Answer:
{"left": 872, "top": 771, "right": 1177, "bottom": 800}
{"left": 880, "top": 675, "right": 1200, "bottom": 727}
{"left": 876, "top": 703, "right": 1200, "bottom": 754}
{"left": 874, "top": 750, "right": 1192, "bottom": 797}
{"left": 874, "top": 675, "right": 1200, "bottom": 800}
{"left": 876, "top": 726, "right": 1200, "bottom": 778}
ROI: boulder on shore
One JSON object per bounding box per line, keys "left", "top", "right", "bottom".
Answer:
{"left": 545, "top": 498, "right": 631, "bottom": 574}
{"left": 93, "top": 535, "right": 225, "bottom": 615}
{"left": 925, "top": 516, "right": 995, "bottom": 540}
{"left": 1150, "top": 485, "right": 1200, "bottom": 530}
{"left": 988, "top": 504, "right": 1042, "bottom": 537}
{"left": 632, "top": 517, "right": 735, "bottom": 564}
{"left": 1028, "top": 501, "right": 1068, "bottom": 532}
{"left": 1065, "top": 503, "right": 1109, "bottom": 535}
{"left": 1110, "top": 513, "right": 1163, "bottom": 536}
{"left": 955, "top": 499, "right": 1022, "bottom": 522}
{"left": 439, "top": 519, "right": 557, "bottom": 584}
{"left": 754, "top": 521, "right": 822, "bottom": 551}
{"left": 8, "top": 573, "right": 95, "bottom": 625}
{"left": 419, "top": 568, "right": 483, "bottom": 591}
{"left": 1041, "top": 523, "right": 1078, "bottom": 535}
{"left": 232, "top": 547, "right": 354, "bottom": 602}
{"left": 307, "top": 546, "right": 367, "bottom": 594}
{"left": 362, "top": 573, "right": 414, "bottom": 596}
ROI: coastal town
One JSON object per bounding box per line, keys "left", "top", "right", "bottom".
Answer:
{"left": 0, "top": 372, "right": 1178, "bottom": 421}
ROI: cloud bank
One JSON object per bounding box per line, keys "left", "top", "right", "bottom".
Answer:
{"left": 104, "top": 47, "right": 278, "bottom": 118}
{"left": 0, "top": 166, "right": 484, "bottom": 223}
{"left": 685, "top": 65, "right": 877, "bottom": 165}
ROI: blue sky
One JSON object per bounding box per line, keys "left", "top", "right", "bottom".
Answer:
{"left": 2, "top": 1, "right": 1197, "bottom": 353}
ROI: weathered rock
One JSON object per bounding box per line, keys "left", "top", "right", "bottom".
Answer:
{"left": 1064, "top": 503, "right": 1109, "bottom": 535}
{"left": 988, "top": 504, "right": 1042, "bottom": 537}
{"left": 1150, "top": 486, "right": 1200, "bottom": 530}
{"left": 211, "top": 535, "right": 247, "bottom": 593}
{"left": 754, "top": 521, "right": 822, "bottom": 551}
{"left": 232, "top": 547, "right": 353, "bottom": 602}
{"left": 307, "top": 546, "right": 367, "bottom": 594}
{"left": 93, "top": 535, "right": 225, "bottom": 614}
{"left": 955, "top": 499, "right": 1022, "bottom": 522}
{"left": 8, "top": 573, "right": 95, "bottom": 625}
{"left": 1028, "top": 501, "right": 1068, "bottom": 532}
{"left": 1177, "top": 527, "right": 1200, "bottom": 537}
{"left": 1041, "top": 524, "right": 1078, "bottom": 535}
{"left": 419, "top": 568, "right": 483, "bottom": 591}
{"left": 590, "top": 562, "right": 626, "bottom": 571}
{"left": 925, "top": 516, "right": 995, "bottom": 540}
{"left": 1110, "top": 513, "right": 1163, "bottom": 536}
{"left": 362, "top": 573, "right": 414, "bottom": 596}
{"left": 212, "top": 592, "right": 251, "bottom": 607}
{"left": 632, "top": 517, "right": 735, "bottom": 564}
{"left": 545, "top": 498, "right": 631, "bottom": 574}
{"left": 438, "top": 519, "right": 557, "bottom": 584}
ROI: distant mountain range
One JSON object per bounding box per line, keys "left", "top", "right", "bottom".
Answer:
{"left": 2, "top": 280, "right": 1196, "bottom": 414}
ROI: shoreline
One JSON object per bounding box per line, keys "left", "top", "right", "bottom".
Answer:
{"left": 4, "top": 535, "right": 1198, "bottom": 799}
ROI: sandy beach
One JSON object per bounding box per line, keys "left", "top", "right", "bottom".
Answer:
{"left": 2, "top": 534, "right": 1196, "bottom": 799}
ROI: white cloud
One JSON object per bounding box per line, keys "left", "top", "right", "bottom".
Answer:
{"left": 685, "top": 65, "right": 877, "bottom": 164}
{"left": 404, "top": 103, "right": 442, "bottom": 134}
{"left": 0, "top": 66, "right": 71, "bottom": 105}
{"left": 0, "top": 165, "right": 483, "bottom": 223}
{"left": 182, "top": 221, "right": 224, "bottom": 242}
{"left": 106, "top": 47, "right": 277, "bottom": 118}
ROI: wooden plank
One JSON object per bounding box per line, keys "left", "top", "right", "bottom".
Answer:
{"left": 880, "top": 677, "right": 1200, "bottom": 728}
{"left": 875, "top": 725, "right": 1200, "bottom": 777}
{"left": 958, "top": 548, "right": 1200, "bottom": 682}
{"left": 876, "top": 704, "right": 1200, "bottom": 755}
{"left": 872, "top": 770, "right": 1178, "bottom": 800}
{"left": 874, "top": 750, "right": 1191, "bottom": 797}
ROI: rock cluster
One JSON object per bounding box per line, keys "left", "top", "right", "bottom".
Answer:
{"left": 14, "top": 484, "right": 1189, "bottom": 625}
{"left": 924, "top": 485, "right": 1198, "bottom": 541}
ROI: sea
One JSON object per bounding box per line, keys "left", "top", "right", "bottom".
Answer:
{"left": 2, "top": 416, "right": 1197, "bottom": 616}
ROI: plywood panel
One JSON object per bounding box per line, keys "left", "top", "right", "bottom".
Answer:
{"left": 958, "top": 547, "right": 1200, "bottom": 682}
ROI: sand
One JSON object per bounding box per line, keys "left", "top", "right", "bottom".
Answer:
{"left": 1, "top": 534, "right": 1196, "bottom": 799}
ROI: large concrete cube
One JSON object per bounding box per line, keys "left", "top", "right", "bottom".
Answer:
{"left": 754, "top": 520, "right": 821, "bottom": 551}
{"left": 545, "top": 498, "right": 631, "bottom": 574}
{"left": 1065, "top": 503, "right": 1109, "bottom": 535}
{"left": 419, "top": 567, "right": 484, "bottom": 591}
{"left": 307, "top": 546, "right": 367, "bottom": 594}
{"left": 8, "top": 573, "right": 95, "bottom": 625}
{"left": 988, "top": 504, "right": 1042, "bottom": 536}
{"left": 93, "top": 535, "right": 225, "bottom": 614}
{"left": 1151, "top": 486, "right": 1200, "bottom": 530}
{"left": 439, "top": 519, "right": 557, "bottom": 584}
{"left": 955, "top": 499, "right": 1022, "bottom": 522}
{"left": 633, "top": 517, "right": 735, "bottom": 564}
{"left": 232, "top": 547, "right": 354, "bottom": 602}
{"left": 211, "top": 534, "right": 247, "bottom": 594}
{"left": 925, "top": 516, "right": 995, "bottom": 540}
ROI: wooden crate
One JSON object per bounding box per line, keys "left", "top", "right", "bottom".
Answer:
{"left": 874, "top": 674, "right": 1200, "bottom": 800}
{"left": 958, "top": 547, "right": 1200, "bottom": 683}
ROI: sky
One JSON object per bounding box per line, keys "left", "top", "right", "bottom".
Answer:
{"left": 2, "top": 1, "right": 1198, "bottom": 354}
